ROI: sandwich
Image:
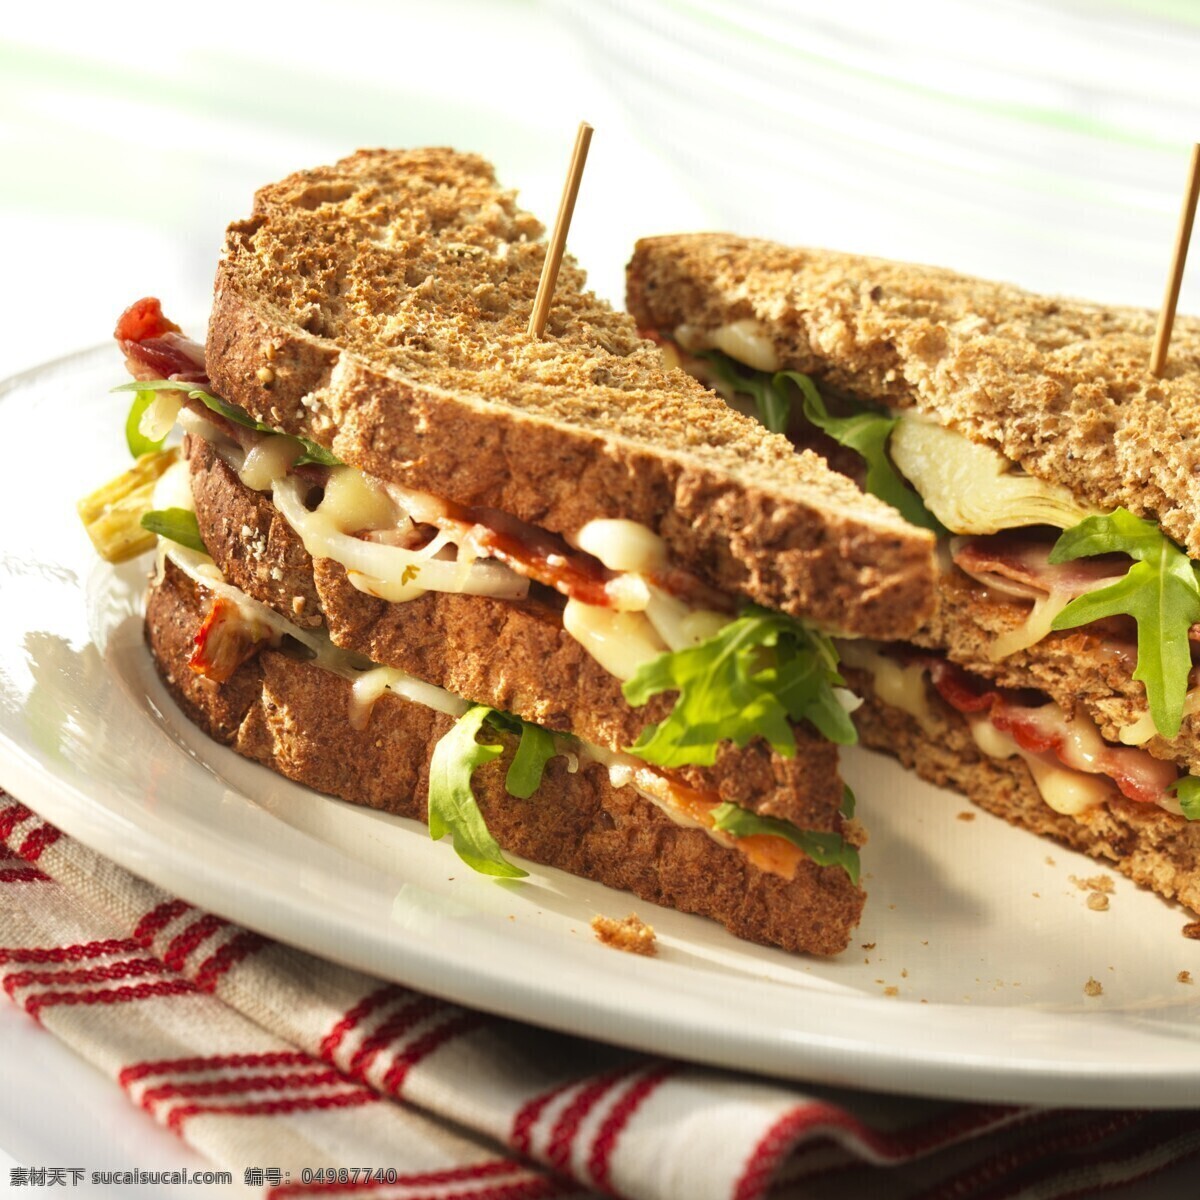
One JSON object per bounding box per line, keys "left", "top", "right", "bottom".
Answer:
{"left": 628, "top": 234, "right": 1200, "bottom": 920}
{"left": 78, "top": 151, "right": 939, "bottom": 956}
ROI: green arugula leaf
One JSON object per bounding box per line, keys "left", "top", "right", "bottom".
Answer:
{"left": 622, "top": 608, "right": 856, "bottom": 769}
{"left": 695, "top": 352, "right": 940, "bottom": 531}
{"left": 839, "top": 784, "right": 856, "bottom": 819}
{"left": 1050, "top": 509, "right": 1200, "bottom": 738}
{"left": 783, "top": 373, "right": 943, "bottom": 532}
{"left": 482, "top": 711, "right": 561, "bottom": 800}
{"left": 111, "top": 380, "right": 342, "bottom": 467}
{"left": 140, "top": 508, "right": 207, "bottom": 554}
{"left": 710, "top": 801, "right": 861, "bottom": 886}
{"left": 427, "top": 706, "right": 527, "bottom": 878}
{"left": 504, "top": 723, "right": 558, "bottom": 799}
{"left": 1167, "top": 776, "right": 1200, "bottom": 821}
{"left": 700, "top": 351, "right": 791, "bottom": 433}
{"left": 125, "top": 390, "right": 167, "bottom": 457}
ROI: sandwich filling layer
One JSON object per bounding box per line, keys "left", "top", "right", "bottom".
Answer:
{"left": 148, "top": 455, "right": 860, "bottom": 885}
{"left": 649, "top": 323, "right": 1200, "bottom": 828}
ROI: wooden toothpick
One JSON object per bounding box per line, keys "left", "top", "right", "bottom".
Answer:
{"left": 1151, "top": 142, "right": 1200, "bottom": 378}
{"left": 528, "top": 122, "right": 594, "bottom": 339}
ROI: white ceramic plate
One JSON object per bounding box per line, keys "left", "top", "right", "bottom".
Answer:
{"left": 4, "top": 346, "right": 1200, "bottom": 1108}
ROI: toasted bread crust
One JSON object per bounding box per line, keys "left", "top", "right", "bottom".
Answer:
{"left": 846, "top": 668, "right": 1200, "bottom": 915}
{"left": 628, "top": 234, "right": 1200, "bottom": 560}
{"left": 146, "top": 557, "right": 864, "bottom": 955}
{"left": 206, "top": 150, "right": 934, "bottom": 638}
{"left": 186, "top": 434, "right": 845, "bottom": 831}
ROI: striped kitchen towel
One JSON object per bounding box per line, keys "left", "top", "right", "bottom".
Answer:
{"left": 0, "top": 790, "right": 1197, "bottom": 1200}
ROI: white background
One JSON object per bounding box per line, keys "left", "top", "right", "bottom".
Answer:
{"left": 3, "top": 1, "right": 1200, "bottom": 1192}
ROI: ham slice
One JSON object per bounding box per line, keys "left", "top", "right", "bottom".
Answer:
{"left": 951, "top": 533, "right": 1127, "bottom": 600}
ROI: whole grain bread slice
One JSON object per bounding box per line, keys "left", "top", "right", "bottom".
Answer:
{"left": 846, "top": 666, "right": 1200, "bottom": 916}
{"left": 186, "top": 434, "right": 846, "bottom": 832}
{"left": 628, "top": 234, "right": 1200, "bottom": 561}
{"left": 147, "top": 555, "right": 865, "bottom": 955}
{"left": 206, "top": 150, "right": 934, "bottom": 639}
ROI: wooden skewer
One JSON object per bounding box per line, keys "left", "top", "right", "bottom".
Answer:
{"left": 528, "top": 122, "right": 594, "bottom": 339}
{"left": 1151, "top": 142, "right": 1200, "bottom": 378}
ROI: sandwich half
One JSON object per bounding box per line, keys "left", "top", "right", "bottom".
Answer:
{"left": 628, "top": 234, "right": 1200, "bottom": 918}
{"left": 81, "top": 152, "right": 939, "bottom": 956}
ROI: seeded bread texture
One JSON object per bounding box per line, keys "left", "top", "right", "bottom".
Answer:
{"left": 846, "top": 669, "right": 1200, "bottom": 915}
{"left": 206, "top": 150, "right": 934, "bottom": 638}
{"left": 186, "top": 434, "right": 846, "bottom": 832}
{"left": 628, "top": 234, "right": 1200, "bottom": 560}
{"left": 146, "top": 556, "right": 864, "bottom": 955}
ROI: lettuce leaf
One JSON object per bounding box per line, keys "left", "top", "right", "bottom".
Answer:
{"left": 140, "top": 508, "right": 207, "bottom": 554}
{"left": 427, "top": 706, "right": 527, "bottom": 878}
{"left": 783, "top": 373, "right": 943, "bottom": 533}
{"left": 111, "top": 380, "right": 342, "bottom": 468}
{"left": 622, "top": 608, "right": 856, "bottom": 769}
{"left": 697, "top": 352, "right": 940, "bottom": 531}
{"left": 1050, "top": 509, "right": 1200, "bottom": 738}
{"left": 839, "top": 784, "right": 856, "bottom": 819}
{"left": 709, "top": 801, "right": 861, "bottom": 885}
{"left": 482, "top": 710, "right": 562, "bottom": 800}
{"left": 427, "top": 707, "right": 566, "bottom": 877}
{"left": 701, "top": 351, "right": 791, "bottom": 433}
{"left": 125, "top": 389, "right": 168, "bottom": 457}
{"left": 1167, "top": 776, "right": 1200, "bottom": 821}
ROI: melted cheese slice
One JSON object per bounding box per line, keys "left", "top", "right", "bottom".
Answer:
{"left": 968, "top": 718, "right": 1112, "bottom": 816}
{"left": 837, "top": 640, "right": 938, "bottom": 733}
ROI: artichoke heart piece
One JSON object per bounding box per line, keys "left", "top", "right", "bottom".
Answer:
{"left": 77, "top": 447, "right": 180, "bottom": 563}
{"left": 889, "top": 418, "right": 1098, "bottom": 534}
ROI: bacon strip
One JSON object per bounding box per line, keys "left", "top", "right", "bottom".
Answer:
{"left": 917, "top": 656, "right": 1178, "bottom": 805}
{"left": 115, "top": 297, "right": 209, "bottom": 386}
{"left": 952, "top": 533, "right": 1127, "bottom": 601}
{"left": 188, "top": 598, "right": 271, "bottom": 683}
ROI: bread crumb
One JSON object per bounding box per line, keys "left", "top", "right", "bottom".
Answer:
{"left": 861, "top": 942, "right": 876, "bottom": 950}
{"left": 1183, "top": 922, "right": 1200, "bottom": 940}
{"left": 592, "top": 913, "right": 656, "bottom": 956}
{"left": 1087, "top": 892, "right": 1110, "bottom": 911}
{"left": 956, "top": 811, "right": 975, "bottom": 821}
{"left": 900, "top": 968, "right": 908, "bottom": 978}
{"left": 1178, "top": 971, "right": 1192, "bottom": 984}
{"left": 1045, "top": 856, "right": 1056, "bottom": 866}
{"left": 1084, "top": 977, "right": 1103, "bottom": 997}
{"left": 883, "top": 986, "right": 898, "bottom": 997}
{"left": 292, "top": 596, "right": 306, "bottom": 615}
{"left": 1070, "top": 874, "right": 1114, "bottom": 893}
{"left": 841, "top": 817, "right": 866, "bottom": 847}
{"left": 256, "top": 366, "right": 275, "bottom": 385}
